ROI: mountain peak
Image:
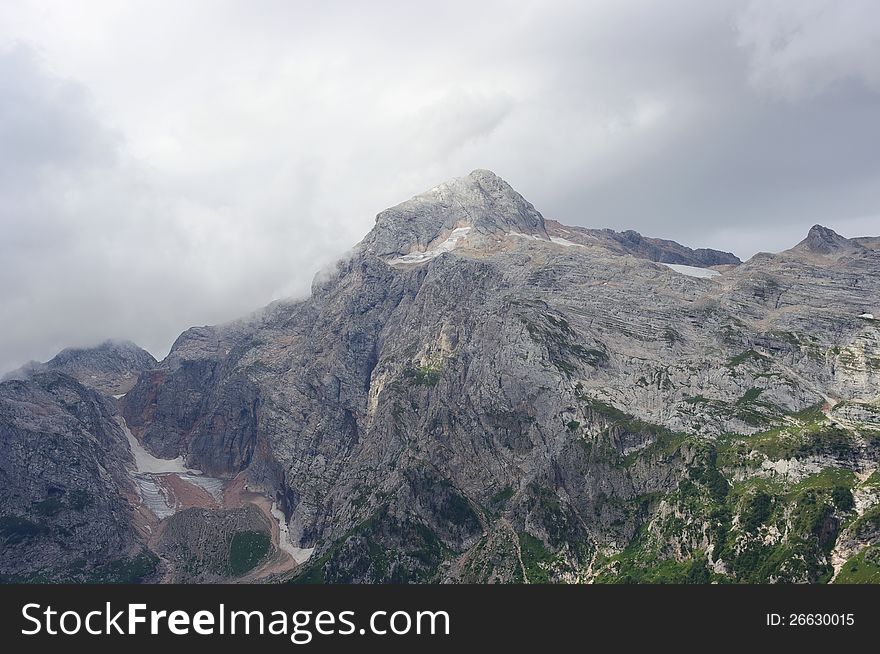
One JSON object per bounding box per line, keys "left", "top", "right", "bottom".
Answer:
{"left": 795, "top": 224, "right": 852, "bottom": 254}
{"left": 360, "top": 170, "right": 548, "bottom": 258}
{"left": 439, "top": 168, "right": 513, "bottom": 193}
{"left": 4, "top": 339, "right": 157, "bottom": 396}
{"left": 464, "top": 168, "right": 503, "bottom": 181}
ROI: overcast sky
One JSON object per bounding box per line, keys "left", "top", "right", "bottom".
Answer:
{"left": 1, "top": 0, "right": 879, "bottom": 372}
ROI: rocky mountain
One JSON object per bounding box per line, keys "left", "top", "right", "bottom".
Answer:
{"left": 544, "top": 220, "right": 741, "bottom": 267}
{"left": 2, "top": 170, "right": 879, "bottom": 584}
{"left": 360, "top": 169, "right": 549, "bottom": 259}
{"left": 5, "top": 339, "right": 158, "bottom": 395}
{"left": 793, "top": 224, "right": 862, "bottom": 256}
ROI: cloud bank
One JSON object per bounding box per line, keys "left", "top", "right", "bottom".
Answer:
{"left": 1, "top": 0, "right": 878, "bottom": 371}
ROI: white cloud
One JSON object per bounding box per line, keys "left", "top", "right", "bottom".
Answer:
{"left": 737, "top": 0, "right": 880, "bottom": 98}
{"left": 0, "top": 1, "right": 878, "bottom": 372}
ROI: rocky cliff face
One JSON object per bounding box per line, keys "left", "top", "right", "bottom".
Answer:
{"left": 0, "top": 372, "right": 155, "bottom": 582}
{"left": 4, "top": 170, "right": 879, "bottom": 584}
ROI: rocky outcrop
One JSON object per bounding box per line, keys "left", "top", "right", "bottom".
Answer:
{"left": 792, "top": 224, "right": 861, "bottom": 256}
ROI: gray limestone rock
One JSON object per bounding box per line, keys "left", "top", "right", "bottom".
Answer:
{"left": 0, "top": 372, "right": 151, "bottom": 582}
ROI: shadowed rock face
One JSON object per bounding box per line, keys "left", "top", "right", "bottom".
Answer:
{"left": 4, "top": 171, "right": 880, "bottom": 584}
{"left": 0, "top": 373, "right": 151, "bottom": 582}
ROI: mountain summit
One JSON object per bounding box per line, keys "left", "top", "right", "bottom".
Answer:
{"left": 793, "top": 224, "right": 860, "bottom": 255}
{"left": 360, "top": 169, "right": 548, "bottom": 259}
{"left": 4, "top": 339, "right": 157, "bottom": 395}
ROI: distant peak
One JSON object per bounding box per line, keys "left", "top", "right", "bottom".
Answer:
{"left": 808, "top": 224, "right": 841, "bottom": 240}
{"left": 543, "top": 221, "right": 741, "bottom": 266}
{"left": 3, "top": 339, "right": 156, "bottom": 395}
{"left": 794, "top": 224, "right": 853, "bottom": 254}
{"left": 52, "top": 339, "right": 148, "bottom": 360}
{"left": 434, "top": 169, "right": 522, "bottom": 204}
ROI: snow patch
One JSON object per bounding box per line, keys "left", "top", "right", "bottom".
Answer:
{"left": 113, "top": 393, "right": 126, "bottom": 399}
{"left": 661, "top": 263, "right": 721, "bottom": 279}
{"left": 859, "top": 313, "right": 875, "bottom": 320}
{"left": 509, "top": 232, "right": 545, "bottom": 241}
{"left": 122, "top": 419, "right": 225, "bottom": 518}
{"left": 271, "top": 501, "right": 314, "bottom": 564}
{"left": 133, "top": 476, "right": 176, "bottom": 519}
{"left": 388, "top": 226, "right": 472, "bottom": 265}
{"left": 124, "top": 424, "right": 191, "bottom": 475}
{"left": 550, "top": 236, "right": 585, "bottom": 248}
{"left": 181, "top": 473, "right": 225, "bottom": 501}
{"left": 511, "top": 232, "right": 577, "bottom": 247}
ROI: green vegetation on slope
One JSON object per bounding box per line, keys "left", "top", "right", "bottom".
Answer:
{"left": 835, "top": 545, "right": 880, "bottom": 584}
{"left": 518, "top": 533, "right": 555, "bottom": 584}
{"left": 404, "top": 364, "right": 442, "bottom": 386}
{"left": 592, "top": 397, "right": 872, "bottom": 585}
{"left": 228, "top": 530, "right": 271, "bottom": 576}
